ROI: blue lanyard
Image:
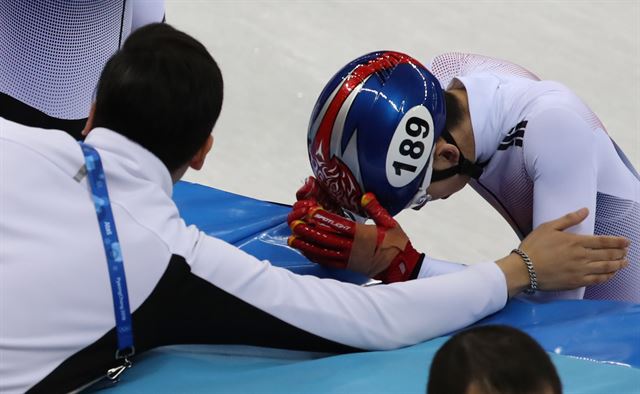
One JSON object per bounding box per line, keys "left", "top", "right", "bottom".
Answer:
{"left": 79, "top": 142, "right": 135, "bottom": 363}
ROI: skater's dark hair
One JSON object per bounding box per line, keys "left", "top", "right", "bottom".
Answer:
{"left": 443, "top": 90, "right": 464, "bottom": 133}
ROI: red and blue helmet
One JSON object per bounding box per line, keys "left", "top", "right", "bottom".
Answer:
{"left": 307, "top": 51, "right": 446, "bottom": 216}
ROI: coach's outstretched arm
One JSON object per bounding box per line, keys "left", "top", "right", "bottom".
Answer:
{"left": 288, "top": 192, "right": 629, "bottom": 296}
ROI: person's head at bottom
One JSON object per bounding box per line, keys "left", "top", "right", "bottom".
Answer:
{"left": 427, "top": 325, "right": 562, "bottom": 394}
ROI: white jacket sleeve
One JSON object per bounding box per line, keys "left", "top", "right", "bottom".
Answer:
{"left": 188, "top": 233, "right": 508, "bottom": 351}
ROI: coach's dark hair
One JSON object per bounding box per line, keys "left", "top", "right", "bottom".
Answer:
{"left": 427, "top": 325, "right": 562, "bottom": 394}
{"left": 443, "top": 90, "right": 464, "bottom": 133}
{"left": 92, "top": 23, "right": 223, "bottom": 172}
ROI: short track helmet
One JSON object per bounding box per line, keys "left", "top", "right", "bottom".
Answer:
{"left": 307, "top": 51, "right": 446, "bottom": 217}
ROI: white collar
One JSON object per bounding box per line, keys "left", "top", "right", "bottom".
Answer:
{"left": 84, "top": 128, "right": 173, "bottom": 196}
{"left": 451, "top": 74, "right": 502, "bottom": 163}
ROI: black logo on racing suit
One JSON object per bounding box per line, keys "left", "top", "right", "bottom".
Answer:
{"left": 498, "top": 120, "right": 528, "bottom": 151}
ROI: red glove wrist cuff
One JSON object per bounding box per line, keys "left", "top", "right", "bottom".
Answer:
{"left": 376, "top": 241, "right": 424, "bottom": 283}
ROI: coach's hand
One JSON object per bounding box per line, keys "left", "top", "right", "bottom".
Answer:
{"left": 287, "top": 192, "right": 423, "bottom": 283}
{"left": 496, "top": 208, "right": 630, "bottom": 297}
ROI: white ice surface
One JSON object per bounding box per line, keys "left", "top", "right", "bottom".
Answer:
{"left": 167, "top": 0, "right": 639, "bottom": 265}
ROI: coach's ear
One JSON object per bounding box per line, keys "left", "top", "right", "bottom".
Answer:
{"left": 189, "top": 135, "right": 214, "bottom": 170}
{"left": 82, "top": 103, "right": 96, "bottom": 137}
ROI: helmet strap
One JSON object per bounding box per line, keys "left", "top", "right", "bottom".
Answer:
{"left": 431, "top": 129, "right": 485, "bottom": 182}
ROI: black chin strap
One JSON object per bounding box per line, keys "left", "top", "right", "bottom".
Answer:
{"left": 431, "top": 129, "right": 486, "bottom": 182}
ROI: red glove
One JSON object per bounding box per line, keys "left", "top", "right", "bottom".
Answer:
{"left": 294, "top": 176, "right": 344, "bottom": 214}
{"left": 287, "top": 192, "right": 424, "bottom": 283}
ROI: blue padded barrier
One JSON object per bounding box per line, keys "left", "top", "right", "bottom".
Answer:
{"left": 101, "top": 181, "right": 640, "bottom": 393}
{"left": 105, "top": 339, "right": 640, "bottom": 394}
{"left": 173, "top": 181, "right": 369, "bottom": 283}
{"left": 477, "top": 298, "right": 640, "bottom": 368}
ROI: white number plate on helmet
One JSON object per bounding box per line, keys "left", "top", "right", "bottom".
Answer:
{"left": 385, "top": 105, "right": 435, "bottom": 187}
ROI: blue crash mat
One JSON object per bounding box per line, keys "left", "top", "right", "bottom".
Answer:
{"left": 104, "top": 181, "right": 640, "bottom": 392}
{"left": 477, "top": 298, "right": 640, "bottom": 368}
{"left": 106, "top": 338, "right": 639, "bottom": 394}
{"left": 173, "top": 181, "right": 369, "bottom": 283}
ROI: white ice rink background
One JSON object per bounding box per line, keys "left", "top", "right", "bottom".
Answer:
{"left": 169, "top": 1, "right": 639, "bottom": 265}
